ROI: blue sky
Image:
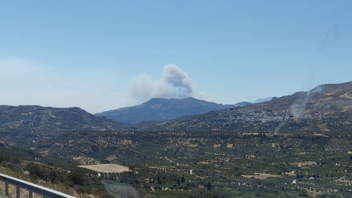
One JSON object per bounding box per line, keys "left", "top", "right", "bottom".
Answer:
{"left": 0, "top": 1, "right": 351, "bottom": 113}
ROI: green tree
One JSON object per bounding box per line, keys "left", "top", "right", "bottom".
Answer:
{"left": 49, "top": 169, "right": 58, "bottom": 183}
{"left": 67, "top": 169, "right": 87, "bottom": 186}
{"left": 157, "top": 175, "right": 161, "bottom": 184}
{"left": 207, "top": 181, "right": 211, "bottom": 191}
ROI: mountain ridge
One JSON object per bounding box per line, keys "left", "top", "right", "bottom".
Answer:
{"left": 138, "top": 81, "right": 352, "bottom": 132}
{"left": 0, "top": 80, "right": 351, "bottom": 138}
{"left": 95, "top": 97, "right": 251, "bottom": 124}
{"left": 0, "top": 105, "right": 135, "bottom": 136}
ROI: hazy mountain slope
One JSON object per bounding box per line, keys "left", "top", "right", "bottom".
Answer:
{"left": 253, "top": 97, "right": 273, "bottom": 104}
{"left": 0, "top": 105, "right": 135, "bottom": 135}
{"left": 141, "top": 81, "right": 352, "bottom": 132}
{"left": 95, "top": 97, "right": 251, "bottom": 124}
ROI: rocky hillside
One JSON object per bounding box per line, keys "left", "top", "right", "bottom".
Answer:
{"left": 95, "top": 97, "right": 251, "bottom": 124}
{"left": 0, "top": 105, "right": 135, "bottom": 136}
{"left": 140, "top": 81, "right": 352, "bottom": 132}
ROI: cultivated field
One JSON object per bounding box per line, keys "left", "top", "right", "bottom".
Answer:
{"left": 78, "top": 164, "right": 130, "bottom": 173}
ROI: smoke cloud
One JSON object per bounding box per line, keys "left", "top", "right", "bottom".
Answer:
{"left": 290, "top": 85, "right": 324, "bottom": 119}
{"left": 274, "top": 122, "right": 285, "bottom": 134}
{"left": 128, "top": 64, "right": 203, "bottom": 101}
{"left": 103, "top": 181, "right": 140, "bottom": 198}
{"left": 274, "top": 85, "right": 324, "bottom": 134}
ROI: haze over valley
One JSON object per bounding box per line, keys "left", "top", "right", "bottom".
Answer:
{"left": 1, "top": 1, "right": 351, "bottom": 197}
{"left": 1, "top": 80, "right": 352, "bottom": 197}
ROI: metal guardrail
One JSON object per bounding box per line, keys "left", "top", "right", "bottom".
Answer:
{"left": 0, "top": 173, "right": 76, "bottom": 198}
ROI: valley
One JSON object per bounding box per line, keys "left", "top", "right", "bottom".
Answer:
{"left": 0, "top": 81, "right": 352, "bottom": 197}
{"left": 28, "top": 130, "right": 352, "bottom": 197}
{"left": 2, "top": 1, "right": 350, "bottom": 197}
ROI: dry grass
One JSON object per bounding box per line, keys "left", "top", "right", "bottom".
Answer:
{"left": 0, "top": 181, "right": 43, "bottom": 198}
{"left": 0, "top": 167, "right": 76, "bottom": 198}
{"left": 78, "top": 164, "right": 130, "bottom": 173}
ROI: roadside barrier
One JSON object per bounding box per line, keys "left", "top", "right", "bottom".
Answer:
{"left": 0, "top": 173, "right": 75, "bottom": 198}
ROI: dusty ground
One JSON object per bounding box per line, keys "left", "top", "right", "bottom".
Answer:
{"left": 314, "top": 133, "right": 329, "bottom": 137}
{"left": 242, "top": 173, "right": 282, "bottom": 179}
{"left": 78, "top": 164, "right": 130, "bottom": 173}
{"left": 242, "top": 133, "right": 259, "bottom": 136}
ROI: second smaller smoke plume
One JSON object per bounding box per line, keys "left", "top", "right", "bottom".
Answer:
{"left": 290, "top": 85, "right": 324, "bottom": 119}
{"left": 103, "top": 181, "right": 140, "bottom": 198}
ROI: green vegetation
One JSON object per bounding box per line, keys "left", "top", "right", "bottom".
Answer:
{"left": 0, "top": 149, "right": 114, "bottom": 198}
{"left": 1, "top": 79, "right": 352, "bottom": 197}
{"left": 0, "top": 130, "right": 348, "bottom": 197}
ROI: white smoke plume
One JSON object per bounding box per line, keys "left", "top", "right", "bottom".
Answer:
{"left": 274, "top": 85, "right": 324, "bottom": 134}
{"left": 274, "top": 122, "right": 285, "bottom": 134}
{"left": 290, "top": 85, "right": 324, "bottom": 119}
{"left": 128, "top": 64, "right": 202, "bottom": 100}
{"left": 103, "top": 181, "right": 140, "bottom": 198}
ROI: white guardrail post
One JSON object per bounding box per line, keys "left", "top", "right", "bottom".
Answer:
{"left": 0, "top": 173, "right": 76, "bottom": 198}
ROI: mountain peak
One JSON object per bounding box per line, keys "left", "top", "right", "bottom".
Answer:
{"left": 145, "top": 80, "right": 352, "bottom": 131}
{"left": 96, "top": 98, "right": 251, "bottom": 124}
{"left": 183, "top": 97, "right": 198, "bottom": 100}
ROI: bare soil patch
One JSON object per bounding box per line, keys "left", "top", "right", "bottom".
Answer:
{"left": 242, "top": 173, "right": 281, "bottom": 179}
{"left": 314, "top": 133, "right": 329, "bottom": 137}
{"left": 78, "top": 164, "right": 130, "bottom": 173}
